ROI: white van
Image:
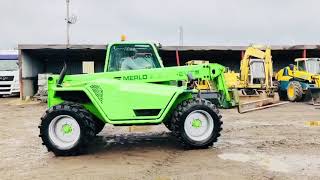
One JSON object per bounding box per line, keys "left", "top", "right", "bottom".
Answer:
{"left": 0, "top": 50, "right": 20, "bottom": 97}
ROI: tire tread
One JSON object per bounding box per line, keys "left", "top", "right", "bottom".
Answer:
{"left": 171, "top": 98, "right": 222, "bottom": 149}
{"left": 39, "top": 103, "right": 96, "bottom": 156}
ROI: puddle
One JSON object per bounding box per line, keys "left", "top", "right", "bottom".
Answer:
{"left": 218, "top": 152, "right": 320, "bottom": 175}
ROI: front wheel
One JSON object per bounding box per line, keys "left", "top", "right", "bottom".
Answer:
{"left": 287, "top": 81, "right": 303, "bottom": 102}
{"left": 171, "top": 98, "right": 222, "bottom": 149}
{"left": 93, "top": 117, "right": 105, "bottom": 135}
{"left": 39, "top": 103, "right": 96, "bottom": 156}
{"left": 279, "top": 90, "right": 287, "bottom": 100}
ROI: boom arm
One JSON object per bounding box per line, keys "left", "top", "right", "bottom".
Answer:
{"left": 240, "top": 46, "right": 273, "bottom": 89}
{"left": 60, "top": 64, "right": 231, "bottom": 102}
{"left": 113, "top": 64, "right": 231, "bottom": 102}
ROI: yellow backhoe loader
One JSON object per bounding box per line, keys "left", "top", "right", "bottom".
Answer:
{"left": 276, "top": 58, "right": 320, "bottom": 105}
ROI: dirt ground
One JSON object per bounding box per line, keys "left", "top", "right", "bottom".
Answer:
{"left": 0, "top": 98, "right": 319, "bottom": 180}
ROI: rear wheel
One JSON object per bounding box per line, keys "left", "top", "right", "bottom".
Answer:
{"left": 39, "top": 103, "right": 96, "bottom": 156}
{"left": 171, "top": 98, "right": 222, "bottom": 149}
{"left": 287, "top": 81, "right": 303, "bottom": 102}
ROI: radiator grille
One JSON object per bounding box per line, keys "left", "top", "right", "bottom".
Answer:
{"left": 0, "top": 76, "right": 14, "bottom": 81}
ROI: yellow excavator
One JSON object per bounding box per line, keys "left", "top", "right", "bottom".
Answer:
{"left": 224, "top": 46, "right": 286, "bottom": 113}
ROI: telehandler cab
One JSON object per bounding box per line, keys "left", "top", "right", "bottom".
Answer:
{"left": 39, "top": 42, "right": 229, "bottom": 156}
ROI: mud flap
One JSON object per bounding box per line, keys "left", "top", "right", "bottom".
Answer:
{"left": 237, "top": 90, "right": 288, "bottom": 113}
{"left": 310, "top": 87, "right": 320, "bottom": 106}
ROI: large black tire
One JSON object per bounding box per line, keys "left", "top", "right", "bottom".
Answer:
{"left": 279, "top": 90, "right": 288, "bottom": 100}
{"left": 163, "top": 121, "right": 171, "bottom": 131}
{"left": 171, "top": 98, "right": 222, "bottom": 149}
{"left": 94, "top": 117, "right": 105, "bottom": 135}
{"left": 287, "top": 81, "right": 303, "bottom": 102}
{"left": 39, "top": 103, "right": 96, "bottom": 156}
{"left": 163, "top": 116, "right": 173, "bottom": 131}
{"left": 61, "top": 102, "right": 105, "bottom": 135}
{"left": 302, "top": 89, "right": 312, "bottom": 101}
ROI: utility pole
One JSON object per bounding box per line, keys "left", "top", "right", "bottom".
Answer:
{"left": 66, "top": 0, "right": 77, "bottom": 47}
{"left": 178, "top": 26, "right": 183, "bottom": 47}
{"left": 66, "top": 0, "right": 70, "bottom": 48}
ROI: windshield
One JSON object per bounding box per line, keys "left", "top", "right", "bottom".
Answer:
{"left": 0, "top": 60, "right": 19, "bottom": 71}
{"left": 306, "top": 58, "right": 320, "bottom": 74}
{"left": 297, "top": 61, "right": 306, "bottom": 71}
{"left": 108, "top": 44, "right": 161, "bottom": 72}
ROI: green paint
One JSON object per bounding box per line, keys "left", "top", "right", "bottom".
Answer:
{"left": 47, "top": 41, "right": 232, "bottom": 126}
{"left": 62, "top": 124, "right": 72, "bottom": 134}
{"left": 192, "top": 119, "right": 202, "bottom": 128}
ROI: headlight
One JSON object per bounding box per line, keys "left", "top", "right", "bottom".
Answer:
{"left": 13, "top": 83, "right": 20, "bottom": 88}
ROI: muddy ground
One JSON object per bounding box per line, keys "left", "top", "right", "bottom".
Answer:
{"left": 0, "top": 98, "right": 319, "bottom": 180}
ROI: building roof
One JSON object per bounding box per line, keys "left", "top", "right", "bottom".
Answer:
{"left": 0, "top": 55, "right": 18, "bottom": 60}
{"left": 161, "top": 45, "right": 320, "bottom": 51}
{"left": 18, "top": 44, "right": 320, "bottom": 51}
{"left": 0, "top": 50, "right": 19, "bottom": 59}
{"left": 18, "top": 44, "right": 106, "bottom": 50}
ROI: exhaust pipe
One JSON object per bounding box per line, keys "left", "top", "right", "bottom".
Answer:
{"left": 57, "top": 61, "right": 67, "bottom": 87}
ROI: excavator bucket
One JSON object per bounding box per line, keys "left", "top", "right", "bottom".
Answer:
{"left": 237, "top": 90, "right": 288, "bottom": 113}
{"left": 310, "top": 87, "right": 320, "bottom": 105}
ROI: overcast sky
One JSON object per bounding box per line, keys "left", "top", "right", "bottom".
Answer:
{"left": 1, "top": 0, "right": 320, "bottom": 49}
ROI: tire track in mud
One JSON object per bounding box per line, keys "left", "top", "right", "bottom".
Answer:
{"left": 223, "top": 124, "right": 295, "bottom": 133}
{"left": 142, "top": 147, "right": 184, "bottom": 179}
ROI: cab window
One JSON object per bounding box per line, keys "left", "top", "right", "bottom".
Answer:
{"left": 305, "top": 58, "right": 320, "bottom": 74}
{"left": 297, "top": 61, "right": 306, "bottom": 71}
{"left": 107, "top": 44, "right": 161, "bottom": 72}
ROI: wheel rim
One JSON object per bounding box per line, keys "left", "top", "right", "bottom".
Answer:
{"left": 184, "top": 110, "right": 214, "bottom": 142}
{"left": 288, "top": 85, "right": 295, "bottom": 98}
{"left": 48, "top": 115, "right": 81, "bottom": 150}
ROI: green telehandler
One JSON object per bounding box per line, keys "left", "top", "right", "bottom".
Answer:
{"left": 39, "top": 41, "right": 232, "bottom": 156}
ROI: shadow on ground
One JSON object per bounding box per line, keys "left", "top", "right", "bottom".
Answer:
{"left": 87, "top": 132, "right": 181, "bottom": 154}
